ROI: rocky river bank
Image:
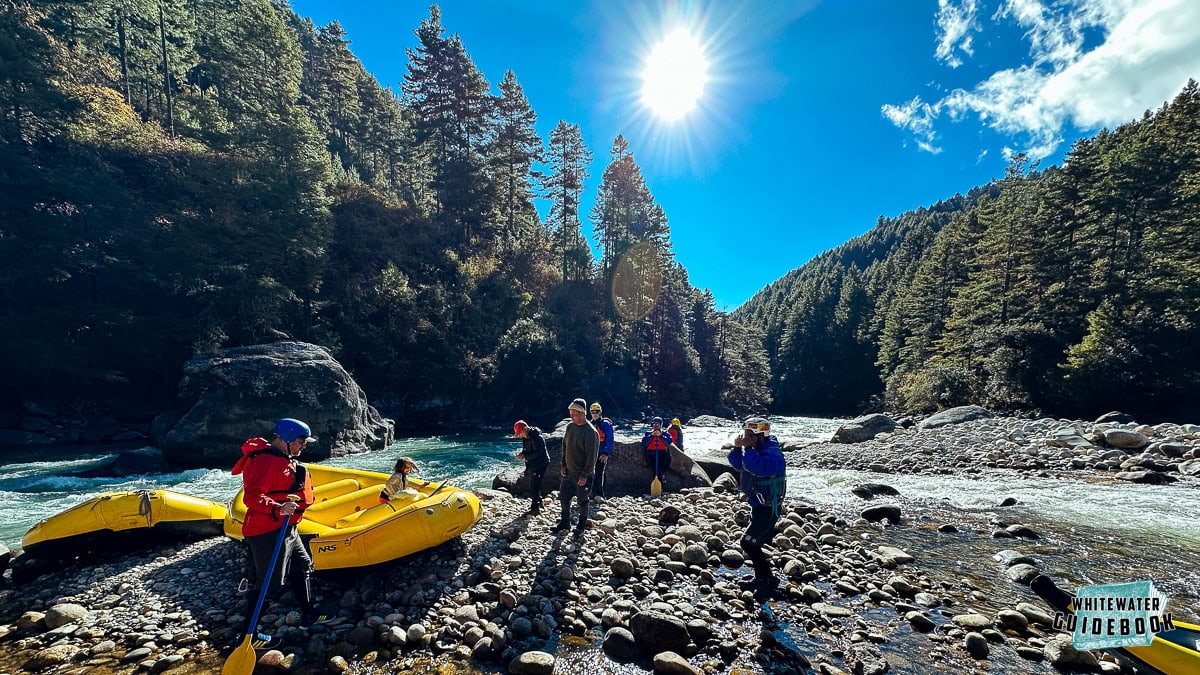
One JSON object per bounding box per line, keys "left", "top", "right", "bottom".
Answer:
{"left": 0, "top": 414, "right": 1197, "bottom": 675}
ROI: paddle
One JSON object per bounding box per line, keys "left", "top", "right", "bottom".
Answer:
{"left": 428, "top": 477, "right": 449, "bottom": 498}
{"left": 222, "top": 496, "right": 297, "bottom": 675}
{"left": 650, "top": 450, "right": 662, "bottom": 497}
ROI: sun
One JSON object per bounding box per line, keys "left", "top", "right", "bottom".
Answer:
{"left": 641, "top": 29, "right": 709, "bottom": 121}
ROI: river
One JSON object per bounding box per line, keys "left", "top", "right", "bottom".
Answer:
{"left": 3, "top": 416, "right": 1197, "bottom": 621}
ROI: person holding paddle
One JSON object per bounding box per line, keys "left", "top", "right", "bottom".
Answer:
{"left": 641, "top": 417, "right": 677, "bottom": 493}
{"left": 729, "top": 417, "right": 787, "bottom": 600}
{"left": 237, "top": 418, "right": 321, "bottom": 627}
{"left": 557, "top": 398, "right": 598, "bottom": 536}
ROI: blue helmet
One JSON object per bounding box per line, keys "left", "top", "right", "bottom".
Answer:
{"left": 274, "top": 418, "right": 314, "bottom": 443}
{"left": 651, "top": 416, "right": 663, "bottom": 425}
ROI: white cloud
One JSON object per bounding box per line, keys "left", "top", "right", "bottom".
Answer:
{"left": 881, "top": 96, "right": 944, "bottom": 154}
{"left": 886, "top": 0, "right": 1200, "bottom": 158}
{"left": 935, "top": 0, "right": 979, "bottom": 68}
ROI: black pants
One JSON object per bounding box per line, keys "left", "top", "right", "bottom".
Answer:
{"left": 593, "top": 457, "right": 608, "bottom": 497}
{"left": 741, "top": 504, "right": 779, "bottom": 582}
{"left": 559, "top": 471, "right": 590, "bottom": 527}
{"left": 527, "top": 468, "right": 545, "bottom": 510}
{"left": 644, "top": 449, "right": 670, "bottom": 480}
{"left": 246, "top": 524, "right": 312, "bottom": 612}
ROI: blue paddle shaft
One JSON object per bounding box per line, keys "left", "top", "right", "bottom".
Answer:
{"left": 244, "top": 505, "right": 294, "bottom": 636}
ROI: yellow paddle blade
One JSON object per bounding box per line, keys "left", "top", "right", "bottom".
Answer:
{"left": 650, "top": 476, "right": 662, "bottom": 497}
{"left": 221, "top": 635, "right": 257, "bottom": 675}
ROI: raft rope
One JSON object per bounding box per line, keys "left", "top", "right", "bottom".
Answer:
{"left": 137, "top": 490, "right": 154, "bottom": 526}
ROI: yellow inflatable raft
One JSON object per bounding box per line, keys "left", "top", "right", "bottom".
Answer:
{"left": 223, "top": 464, "right": 482, "bottom": 570}
{"left": 21, "top": 489, "right": 228, "bottom": 562}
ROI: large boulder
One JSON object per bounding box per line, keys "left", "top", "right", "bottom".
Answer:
{"left": 153, "top": 342, "right": 393, "bottom": 467}
{"left": 493, "top": 433, "right": 711, "bottom": 498}
{"left": 832, "top": 414, "right": 896, "bottom": 443}
{"left": 918, "top": 405, "right": 993, "bottom": 430}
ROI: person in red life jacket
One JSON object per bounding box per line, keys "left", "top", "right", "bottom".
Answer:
{"left": 379, "top": 456, "right": 418, "bottom": 503}
{"left": 641, "top": 416, "right": 678, "bottom": 483}
{"left": 729, "top": 416, "right": 787, "bottom": 600}
{"left": 558, "top": 398, "right": 598, "bottom": 536}
{"left": 232, "top": 418, "right": 321, "bottom": 626}
{"left": 513, "top": 420, "right": 549, "bottom": 514}
{"left": 668, "top": 418, "right": 685, "bottom": 452}
{"left": 589, "top": 402, "right": 615, "bottom": 498}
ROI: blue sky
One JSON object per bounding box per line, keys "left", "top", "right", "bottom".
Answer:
{"left": 291, "top": 0, "right": 1200, "bottom": 310}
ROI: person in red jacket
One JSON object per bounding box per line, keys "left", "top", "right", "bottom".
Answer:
{"left": 234, "top": 418, "right": 320, "bottom": 626}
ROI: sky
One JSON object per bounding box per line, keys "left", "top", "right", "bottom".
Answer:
{"left": 290, "top": 0, "right": 1200, "bottom": 310}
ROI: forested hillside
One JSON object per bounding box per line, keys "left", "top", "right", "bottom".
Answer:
{"left": 738, "top": 82, "right": 1200, "bottom": 421}
{"left": 0, "top": 1, "right": 771, "bottom": 426}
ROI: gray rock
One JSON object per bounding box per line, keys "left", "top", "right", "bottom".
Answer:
{"left": 964, "top": 632, "right": 989, "bottom": 658}
{"left": 905, "top": 611, "right": 935, "bottom": 632}
{"left": 1043, "top": 634, "right": 1098, "bottom": 668}
{"left": 471, "top": 637, "right": 498, "bottom": 660}
{"left": 602, "top": 627, "right": 640, "bottom": 661}
{"left": 993, "top": 549, "right": 1036, "bottom": 567}
{"left": 833, "top": 415, "right": 897, "bottom": 443}
{"left": 850, "top": 483, "right": 900, "bottom": 499}
{"left": 918, "top": 405, "right": 993, "bottom": 430}
{"left": 875, "top": 545, "right": 914, "bottom": 567}
{"left": 952, "top": 614, "right": 991, "bottom": 630}
{"left": 152, "top": 342, "right": 393, "bottom": 466}
{"left": 1095, "top": 411, "right": 1136, "bottom": 424}
{"left": 1115, "top": 470, "right": 1177, "bottom": 484}
{"left": 44, "top": 600, "right": 89, "bottom": 629}
{"left": 1103, "top": 429, "right": 1150, "bottom": 450}
{"left": 508, "top": 650, "right": 555, "bottom": 675}
{"left": 861, "top": 504, "right": 902, "bottom": 524}
{"left": 23, "top": 645, "right": 79, "bottom": 671}
{"left": 653, "top": 651, "right": 702, "bottom": 675}
{"left": 994, "top": 609, "right": 1029, "bottom": 632}
{"left": 630, "top": 610, "right": 690, "bottom": 654}
{"left": 611, "top": 557, "right": 636, "bottom": 578}
{"left": 1006, "top": 563, "right": 1040, "bottom": 584}
{"left": 844, "top": 643, "right": 889, "bottom": 675}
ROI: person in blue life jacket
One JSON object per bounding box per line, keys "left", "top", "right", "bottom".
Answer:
{"left": 513, "top": 420, "right": 549, "bottom": 515}
{"left": 641, "top": 417, "right": 679, "bottom": 483}
{"left": 589, "top": 402, "right": 615, "bottom": 498}
{"left": 728, "top": 416, "right": 787, "bottom": 599}
{"left": 558, "top": 398, "right": 599, "bottom": 536}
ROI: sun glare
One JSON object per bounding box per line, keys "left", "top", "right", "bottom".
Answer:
{"left": 641, "top": 29, "right": 709, "bottom": 121}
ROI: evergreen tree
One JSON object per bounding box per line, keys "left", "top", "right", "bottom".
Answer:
{"left": 402, "top": 5, "right": 494, "bottom": 246}
{"left": 488, "top": 70, "right": 541, "bottom": 243}
{"left": 540, "top": 119, "right": 590, "bottom": 280}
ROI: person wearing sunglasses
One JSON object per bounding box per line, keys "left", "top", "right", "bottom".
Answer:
{"left": 234, "top": 418, "right": 321, "bottom": 625}
{"left": 729, "top": 416, "right": 786, "bottom": 600}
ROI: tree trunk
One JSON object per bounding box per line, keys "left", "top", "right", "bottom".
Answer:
{"left": 158, "top": 1, "right": 174, "bottom": 137}
{"left": 116, "top": 7, "right": 130, "bottom": 105}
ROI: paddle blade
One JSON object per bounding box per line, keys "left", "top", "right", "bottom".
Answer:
{"left": 221, "top": 635, "right": 257, "bottom": 675}
{"left": 650, "top": 476, "right": 662, "bottom": 497}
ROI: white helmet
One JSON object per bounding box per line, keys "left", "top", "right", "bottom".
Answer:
{"left": 743, "top": 417, "right": 770, "bottom": 434}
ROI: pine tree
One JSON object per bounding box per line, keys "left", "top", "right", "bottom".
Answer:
{"left": 540, "top": 120, "right": 591, "bottom": 280}
{"left": 488, "top": 70, "right": 542, "bottom": 243}
{"left": 402, "top": 5, "right": 494, "bottom": 246}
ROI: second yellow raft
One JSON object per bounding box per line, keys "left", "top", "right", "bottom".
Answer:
{"left": 223, "top": 464, "right": 482, "bottom": 570}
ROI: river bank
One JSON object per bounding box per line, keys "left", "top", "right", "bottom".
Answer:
{"left": 0, "top": 415, "right": 1197, "bottom": 674}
